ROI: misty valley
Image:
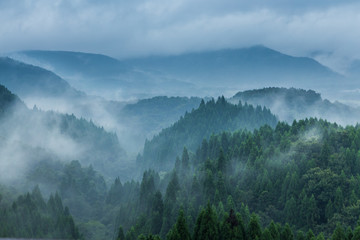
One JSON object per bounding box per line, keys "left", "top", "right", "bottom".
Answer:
{"left": 2, "top": 46, "right": 360, "bottom": 240}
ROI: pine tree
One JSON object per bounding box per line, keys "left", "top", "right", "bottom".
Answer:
{"left": 316, "top": 232, "right": 325, "bottom": 240}
{"left": 334, "top": 187, "right": 344, "bottom": 213}
{"left": 247, "top": 213, "right": 262, "bottom": 240}
{"left": 331, "top": 224, "right": 345, "bottom": 240}
{"left": 193, "top": 203, "right": 219, "bottom": 240}
{"left": 268, "top": 221, "right": 280, "bottom": 240}
{"left": 281, "top": 223, "right": 294, "bottom": 240}
{"left": 117, "top": 226, "right": 125, "bottom": 240}
{"left": 352, "top": 225, "right": 360, "bottom": 240}
{"left": 306, "top": 229, "right": 315, "bottom": 240}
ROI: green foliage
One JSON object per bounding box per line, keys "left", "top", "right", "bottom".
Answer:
{"left": 0, "top": 187, "right": 81, "bottom": 239}
{"left": 167, "top": 210, "right": 191, "bottom": 240}
{"left": 248, "top": 213, "right": 262, "bottom": 239}
{"left": 140, "top": 97, "right": 277, "bottom": 170}
{"left": 193, "top": 203, "right": 219, "bottom": 240}
{"left": 114, "top": 118, "right": 360, "bottom": 240}
{"left": 117, "top": 226, "right": 125, "bottom": 240}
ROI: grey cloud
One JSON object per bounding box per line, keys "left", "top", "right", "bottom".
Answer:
{"left": 0, "top": 0, "right": 359, "bottom": 71}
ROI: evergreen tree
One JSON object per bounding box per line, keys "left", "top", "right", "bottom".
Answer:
{"left": 247, "top": 213, "right": 262, "bottom": 240}
{"left": 167, "top": 209, "right": 191, "bottom": 240}
{"left": 193, "top": 203, "right": 219, "bottom": 240}
{"left": 331, "top": 224, "right": 345, "bottom": 240}
{"left": 353, "top": 225, "right": 360, "bottom": 240}
{"left": 117, "top": 226, "right": 125, "bottom": 240}
{"left": 281, "top": 223, "right": 294, "bottom": 240}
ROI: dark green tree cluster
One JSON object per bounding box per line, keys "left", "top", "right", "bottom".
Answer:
{"left": 0, "top": 186, "right": 81, "bottom": 239}
{"left": 140, "top": 97, "right": 277, "bottom": 170}
{"left": 119, "top": 205, "right": 360, "bottom": 240}
{"left": 112, "top": 118, "right": 360, "bottom": 239}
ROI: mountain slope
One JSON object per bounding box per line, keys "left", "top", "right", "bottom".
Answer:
{"left": 115, "top": 118, "right": 360, "bottom": 239}
{"left": 0, "top": 57, "right": 81, "bottom": 98}
{"left": 123, "top": 45, "right": 342, "bottom": 88}
{"left": 11, "top": 51, "right": 196, "bottom": 99}
{"left": 139, "top": 97, "right": 278, "bottom": 170}
{"left": 0, "top": 85, "right": 26, "bottom": 116}
{"left": 17, "top": 50, "right": 129, "bottom": 78}
{"left": 0, "top": 84, "right": 127, "bottom": 182}
{"left": 230, "top": 87, "right": 360, "bottom": 125}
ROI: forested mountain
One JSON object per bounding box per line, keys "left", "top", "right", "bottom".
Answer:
{"left": 139, "top": 97, "right": 278, "bottom": 170}
{"left": 0, "top": 84, "right": 127, "bottom": 181}
{"left": 0, "top": 186, "right": 81, "bottom": 239}
{"left": 111, "top": 118, "right": 360, "bottom": 240}
{"left": 25, "top": 159, "right": 114, "bottom": 240}
{"left": 231, "top": 87, "right": 360, "bottom": 125}
{"left": 123, "top": 46, "right": 341, "bottom": 88}
{"left": 0, "top": 57, "right": 81, "bottom": 98}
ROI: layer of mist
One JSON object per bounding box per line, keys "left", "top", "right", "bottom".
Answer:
{"left": 230, "top": 87, "right": 360, "bottom": 126}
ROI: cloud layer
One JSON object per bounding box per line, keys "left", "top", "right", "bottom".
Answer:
{"left": 0, "top": 0, "right": 359, "bottom": 70}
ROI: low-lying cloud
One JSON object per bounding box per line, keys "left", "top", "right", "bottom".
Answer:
{"left": 0, "top": 0, "right": 359, "bottom": 72}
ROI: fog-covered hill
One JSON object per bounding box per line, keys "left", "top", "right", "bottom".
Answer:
{"left": 230, "top": 87, "right": 360, "bottom": 125}
{"left": 0, "top": 57, "right": 82, "bottom": 99}
{"left": 139, "top": 96, "right": 278, "bottom": 170}
{"left": 0, "top": 84, "right": 127, "bottom": 182}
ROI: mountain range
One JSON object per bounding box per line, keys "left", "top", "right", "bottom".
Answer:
{"left": 10, "top": 45, "right": 343, "bottom": 99}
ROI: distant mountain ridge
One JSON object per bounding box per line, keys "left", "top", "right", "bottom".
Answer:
{"left": 123, "top": 45, "right": 342, "bottom": 87}
{"left": 17, "top": 50, "right": 130, "bottom": 77}
{"left": 11, "top": 50, "right": 196, "bottom": 99}
{"left": 0, "top": 57, "right": 82, "bottom": 99}
{"left": 10, "top": 45, "right": 342, "bottom": 99}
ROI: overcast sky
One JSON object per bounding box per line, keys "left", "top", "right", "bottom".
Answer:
{"left": 0, "top": 0, "right": 359, "bottom": 71}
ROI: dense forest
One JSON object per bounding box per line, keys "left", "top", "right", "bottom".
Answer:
{"left": 3, "top": 83, "right": 360, "bottom": 239}
{"left": 139, "top": 97, "right": 277, "bottom": 170}
{"left": 112, "top": 118, "right": 360, "bottom": 240}
{"left": 0, "top": 186, "right": 81, "bottom": 239}
{"left": 0, "top": 84, "right": 127, "bottom": 180}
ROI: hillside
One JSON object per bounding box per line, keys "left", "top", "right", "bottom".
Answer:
{"left": 112, "top": 118, "right": 360, "bottom": 239}
{"left": 123, "top": 46, "right": 341, "bottom": 88}
{"left": 0, "top": 85, "right": 26, "bottom": 116}
{"left": 0, "top": 84, "right": 127, "bottom": 181}
{"left": 0, "top": 57, "right": 81, "bottom": 99}
{"left": 17, "top": 50, "right": 129, "bottom": 78}
{"left": 139, "top": 97, "right": 278, "bottom": 170}
{"left": 11, "top": 51, "right": 195, "bottom": 99}
{"left": 231, "top": 87, "right": 360, "bottom": 125}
